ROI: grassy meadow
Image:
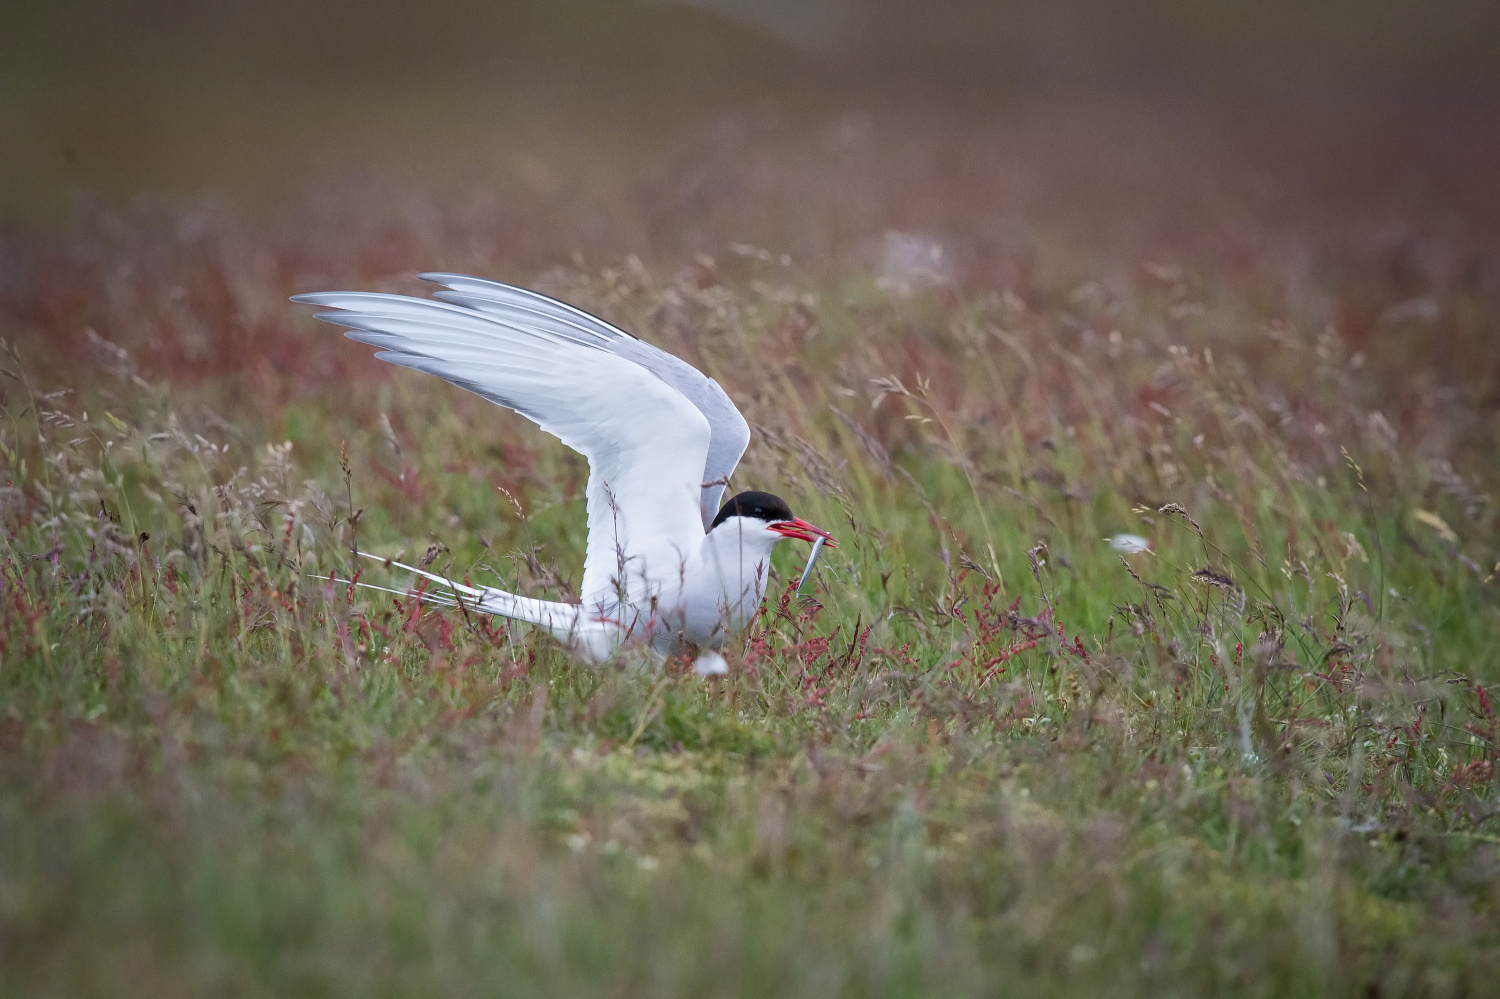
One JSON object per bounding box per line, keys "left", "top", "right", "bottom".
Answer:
{"left": 2, "top": 104, "right": 1499, "bottom": 996}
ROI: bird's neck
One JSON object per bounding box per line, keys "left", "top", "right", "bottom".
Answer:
{"left": 697, "top": 524, "right": 777, "bottom": 621}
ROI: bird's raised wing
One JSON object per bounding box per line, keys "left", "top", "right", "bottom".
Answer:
{"left": 418, "top": 273, "right": 751, "bottom": 529}
{"left": 292, "top": 290, "right": 713, "bottom": 613}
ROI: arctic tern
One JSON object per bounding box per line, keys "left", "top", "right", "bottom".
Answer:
{"left": 293, "top": 273, "right": 835, "bottom": 675}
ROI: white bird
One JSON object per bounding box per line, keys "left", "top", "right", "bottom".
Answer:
{"left": 293, "top": 272, "right": 836, "bottom": 676}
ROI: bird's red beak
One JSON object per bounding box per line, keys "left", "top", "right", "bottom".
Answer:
{"left": 769, "top": 518, "right": 837, "bottom": 547}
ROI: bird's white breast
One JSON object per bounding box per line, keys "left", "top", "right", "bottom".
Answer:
{"left": 606, "top": 520, "right": 773, "bottom": 657}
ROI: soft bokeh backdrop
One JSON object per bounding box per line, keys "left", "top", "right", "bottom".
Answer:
{"left": 4, "top": 0, "right": 1500, "bottom": 225}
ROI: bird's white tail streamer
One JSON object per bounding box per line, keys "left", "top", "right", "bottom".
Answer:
{"left": 795, "top": 535, "right": 826, "bottom": 596}
{"left": 311, "top": 552, "right": 478, "bottom": 609}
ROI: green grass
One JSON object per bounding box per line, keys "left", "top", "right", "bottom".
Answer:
{"left": 2, "top": 113, "right": 1499, "bottom": 996}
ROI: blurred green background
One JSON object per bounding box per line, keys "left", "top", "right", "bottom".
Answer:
{"left": 4, "top": 0, "right": 1499, "bottom": 227}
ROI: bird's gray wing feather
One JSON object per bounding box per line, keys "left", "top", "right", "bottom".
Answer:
{"left": 291, "top": 291, "right": 713, "bottom": 612}
{"left": 420, "top": 272, "right": 750, "bottom": 528}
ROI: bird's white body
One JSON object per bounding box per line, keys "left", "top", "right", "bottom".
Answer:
{"left": 466, "top": 514, "right": 780, "bottom": 668}
{"left": 296, "top": 273, "right": 831, "bottom": 675}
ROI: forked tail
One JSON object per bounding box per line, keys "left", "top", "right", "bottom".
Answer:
{"left": 336, "top": 553, "right": 598, "bottom": 652}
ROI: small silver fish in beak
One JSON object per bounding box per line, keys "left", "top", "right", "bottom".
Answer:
{"left": 795, "top": 534, "right": 828, "bottom": 596}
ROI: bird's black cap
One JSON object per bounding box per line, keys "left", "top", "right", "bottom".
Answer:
{"left": 711, "top": 490, "right": 794, "bottom": 529}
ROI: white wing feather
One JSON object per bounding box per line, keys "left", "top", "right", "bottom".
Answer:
{"left": 292, "top": 290, "right": 712, "bottom": 614}
{"left": 418, "top": 273, "right": 751, "bottom": 528}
